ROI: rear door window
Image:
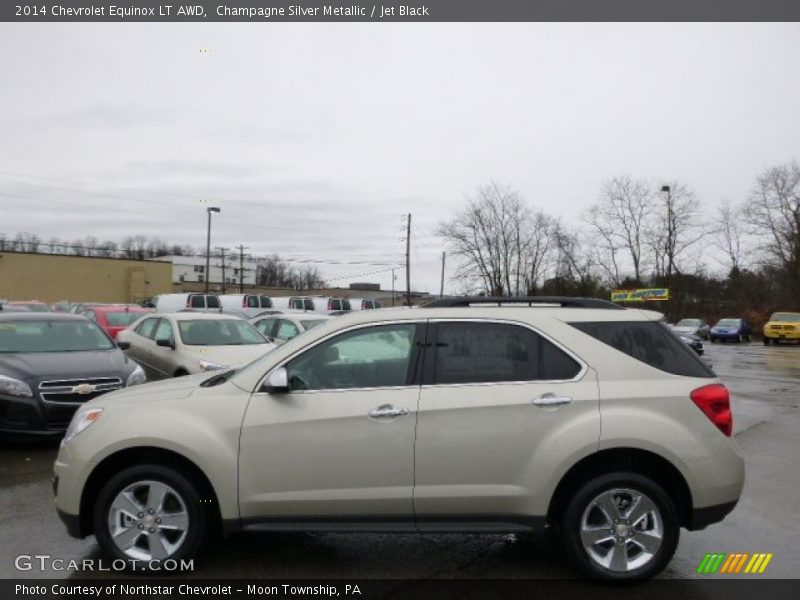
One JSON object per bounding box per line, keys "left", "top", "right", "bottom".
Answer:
{"left": 135, "top": 317, "right": 159, "bottom": 339}
{"left": 570, "top": 321, "right": 714, "bottom": 378}
{"left": 246, "top": 296, "right": 260, "bottom": 308}
{"left": 430, "top": 322, "right": 581, "bottom": 385}
{"left": 205, "top": 295, "right": 221, "bottom": 309}
{"left": 189, "top": 295, "right": 205, "bottom": 308}
{"left": 154, "top": 319, "right": 174, "bottom": 342}
{"left": 259, "top": 296, "right": 273, "bottom": 308}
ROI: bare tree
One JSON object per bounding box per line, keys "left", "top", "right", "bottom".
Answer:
{"left": 646, "top": 181, "right": 704, "bottom": 279}
{"left": 743, "top": 161, "right": 800, "bottom": 291}
{"left": 586, "top": 176, "right": 651, "bottom": 285}
{"left": 520, "top": 210, "right": 556, "bottom": 295}
{"left": 713, "top": 200, "right": 748, "bottom": 274}
{"left": 549, "top": 221, "right": 597, "bottom": 294}
{"left": 437, "top": 182, "right": 531, "bottom": 296}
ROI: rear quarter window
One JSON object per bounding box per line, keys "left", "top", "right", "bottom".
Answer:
{"left": 570, "top": 321, "right": 714, "bottom": 378}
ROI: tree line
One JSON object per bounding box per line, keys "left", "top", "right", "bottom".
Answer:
{"left": 0, "top": 234, "right": 325, "bottom": 290}
{"left": 438, "top": 161, "right": 800, "bottom": 323}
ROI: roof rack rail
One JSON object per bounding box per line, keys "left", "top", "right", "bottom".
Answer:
{"left": 423, "top": 296, "right": 623, "bottom": 310}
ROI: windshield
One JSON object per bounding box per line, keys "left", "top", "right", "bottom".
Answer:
{"left": 0, "top": 320, "right": 115, "bottom": 353}
{"left": 771, "top": 313, "right": 800, "bottom": 323}
{"left": 677, "top": 319, "right": 701, "bottom": 326}
{"left": 105, "top": 312, "right": 146, "bottom": 326}
{"left": 301, "top": 319, "right": 327, "bottom": 330}
{"left": 716, "top": 319, "right": 741, "bottom": 327}
{"left": 178, "top": 319, "right": 267, "bottom": 346}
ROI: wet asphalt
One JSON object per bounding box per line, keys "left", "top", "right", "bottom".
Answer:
{"left": 1, "top": 342, "right": 799, "bottom": 582}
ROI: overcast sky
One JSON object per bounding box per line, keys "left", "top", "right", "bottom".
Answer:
{"left": 1, "top": 23, "right": 799, "bottom": 293}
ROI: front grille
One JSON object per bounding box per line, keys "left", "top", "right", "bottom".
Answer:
{"left": 38, "top": 377, "right": 122, "bottom": 403}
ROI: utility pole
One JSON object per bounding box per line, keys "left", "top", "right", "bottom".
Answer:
{"left": 405, "top": 213, "right": 411, "bottom": 306}
{"left": 440, "top": 251, "right": 446, "bottom": 298}
{"left": 391, "top": 268, "right": 395, "bottom": 307}
{"left": 204, "top": 206, "right": 220, "bottom": 294}
{"left": 236, "top": 245, "right": 249, "bottom": 293}
{"left": 215, "top": 247, "right": 229, "bottom": 294}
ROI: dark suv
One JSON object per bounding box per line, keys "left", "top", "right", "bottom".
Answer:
{"left": 0, "top": 313, "right": 146, "bottom": 440}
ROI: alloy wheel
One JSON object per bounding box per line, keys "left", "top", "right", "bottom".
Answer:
{"left": 579, "top": 487, "right": 664, "bottom": 572}
{"left": 107, "top": 480, "right": 189, "bottom": 561}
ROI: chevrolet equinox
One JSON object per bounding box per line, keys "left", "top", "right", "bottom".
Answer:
{"left": 53, "top": 297, "right": 744, "bottom": 580}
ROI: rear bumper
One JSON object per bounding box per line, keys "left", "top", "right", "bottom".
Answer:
{"left": 687, "top": 499, "right": 739, "bottom": 530}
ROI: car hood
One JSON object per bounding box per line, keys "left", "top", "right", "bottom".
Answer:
{"left": 0, "top": 350, "right": 134, "bottom": 382}
{"left": 85, "top": 372, "right": 209, "bottom": 407}
{"left": 181, "top": 343, "right": 275, "bottom": 367}
{"left": 674, "top": 325, "right": 699, "bottom": 334}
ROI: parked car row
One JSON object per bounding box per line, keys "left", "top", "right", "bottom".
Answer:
{"left": 151, "top": 293, "right": 382, "bottom": 317}
{"left": 670, "top": 313, "right": 800, "bottom": 345}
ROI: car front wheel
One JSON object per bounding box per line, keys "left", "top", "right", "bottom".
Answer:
{"left": 561, "top": 472, "right": 679, "bottom": 581}
{"left": 93, "top": 464, "right": 207, "bottom": 570}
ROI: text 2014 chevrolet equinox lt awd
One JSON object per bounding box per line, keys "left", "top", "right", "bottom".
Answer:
{"left": 53, "top": 297, "right": 744, "bottom": 581}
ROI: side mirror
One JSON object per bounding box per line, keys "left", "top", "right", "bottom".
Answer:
{"left": 117, "top": 341, "right": 131, "bottom": 350}
{"left": 262, "top": 367, "right": 289, "bottom": 394}
{"left": 156, "top": 338, "right": 175, "bottom": 349}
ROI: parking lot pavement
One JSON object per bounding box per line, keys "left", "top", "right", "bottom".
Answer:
{"left": 1, "top": 342, "right": 799, "bottom": 582}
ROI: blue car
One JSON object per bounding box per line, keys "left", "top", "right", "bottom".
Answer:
{"left": 709, "top": 318, "right": 753, "bottom": 343}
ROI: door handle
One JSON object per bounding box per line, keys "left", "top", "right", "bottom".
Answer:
{"left": 369, "top": 405, "right": 409, "bottom": 419}
{"left": 533, "top": 393, "right": 573, "bottom": 407}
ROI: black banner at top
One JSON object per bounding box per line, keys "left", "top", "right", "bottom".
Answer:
{"left": 3, "top": 0, "right": 800, "bottom": 22}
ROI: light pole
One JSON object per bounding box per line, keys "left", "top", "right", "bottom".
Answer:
{"left": 205, "top": 207, "right": 221, "bottom": 294}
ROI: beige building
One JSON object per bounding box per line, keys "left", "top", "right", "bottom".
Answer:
{"left": 0, "top": 252, "right": 172, "bottom": 304}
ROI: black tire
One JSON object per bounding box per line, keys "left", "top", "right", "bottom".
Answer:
{"left": 763, "top": 337, "right": 770, "bottom": 345}
{"left": 174, "top": 369, "right": 189, "bottom": 377}
{"left": 710, "top": 337, "right": 717, "bottom": 344}
{"left": 561, "top": 472, "right": 679, "bottom": 582}
{"left": 93, "top": 464, "right": 207, "bottom": 572}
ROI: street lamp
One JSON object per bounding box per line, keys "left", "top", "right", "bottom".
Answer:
{"left": 205, "top": 207, "right": 221, "bottom": 294}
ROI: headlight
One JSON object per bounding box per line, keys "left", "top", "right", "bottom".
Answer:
{"left": 0, "top": 374, "right": 33, "bottom": 397}
{"left": 62, "top": 408, "right": 103, "bottom": 446}
{"left": 126, "top": 363, "right": 146, "bottom": 387}
{"left": 199, "top": 360, "right": 226, "bottom": 372}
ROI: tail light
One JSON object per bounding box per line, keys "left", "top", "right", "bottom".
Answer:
{"left": 690, "top": 384, "right": 732, "bottom": 436}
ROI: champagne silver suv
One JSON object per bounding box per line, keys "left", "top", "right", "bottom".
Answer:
{"left": 53, "top": 297, "right": 744, "bottom": 581}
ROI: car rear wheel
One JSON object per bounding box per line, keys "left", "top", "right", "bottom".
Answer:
{"left": 93, "top": 464, "right": 207, "bottom": 570}
{"left": 561, "top": 472, "right": 679, "bottom": 581}
{"left": 763, "top": 337, "right": 770, "bottom": 345}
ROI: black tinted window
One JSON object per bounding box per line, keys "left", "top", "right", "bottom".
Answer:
{"left": 206, "top": 296, "right": 221, "bottom": 308}
{"left": 433, "top": 322, "right": 580, "bottom": 384}
{"left": 189, "top": 295, "right": 205, "bottom": 308}
{"left": 571, "top": 321, "right": 714, "bottom": 378}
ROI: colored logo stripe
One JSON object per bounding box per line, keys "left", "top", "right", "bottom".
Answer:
{"left": 697, "top": 552, "right": 773, "bottom": 574}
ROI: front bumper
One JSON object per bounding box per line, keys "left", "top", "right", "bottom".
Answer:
{"left": 57, "top": 507, "right": 86, "bottom": 539}
{"left": 764, "top": 330, "right": 800, "bottom": 341}
{"left": 0, "top": 392, "right": 73, "bottom": 440}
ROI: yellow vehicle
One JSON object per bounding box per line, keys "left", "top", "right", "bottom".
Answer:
{"left": 762, "top": 312, "right": 800, "bottom": 344}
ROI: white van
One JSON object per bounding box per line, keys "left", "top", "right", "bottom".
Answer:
{"left": 219, "top": 294, "right": 274, "bottom": 318}
{"left": 271, "top": 296, "right": 316, "bottom": 312}
{"left": 312, "top": 297, "right": 352, "bottom": 314}
{"left": 348, "top": 298, "right": 382, "bottom": 310}
{"left": 154, "top": 293, "right": 221, "bottom": 313}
